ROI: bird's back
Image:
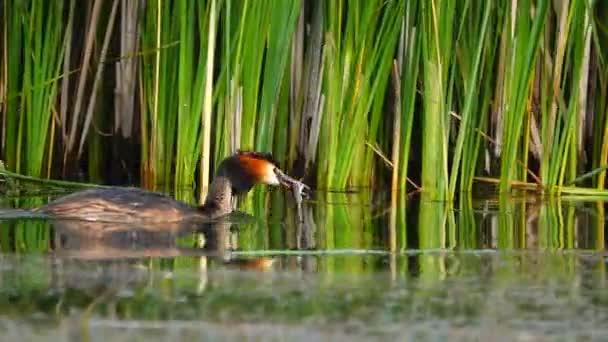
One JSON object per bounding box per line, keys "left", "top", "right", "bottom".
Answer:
{"left": 37, "top": 187, "right": 202, "bottom": 223}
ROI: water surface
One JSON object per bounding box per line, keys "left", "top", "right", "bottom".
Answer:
{"left": 0, "top": 189, "right": 606, "bottom": 341}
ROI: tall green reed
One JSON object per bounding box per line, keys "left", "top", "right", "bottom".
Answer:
{"left": 140, "top": 1, "right": 214, "bottom": 193}
{"left": 419, "top": 0, "right": 455, "bottom": 199}
{"left": 1, "top": 0, "right": 607, "bottom": 196}
{"left": 4, "top": 1, "right": 66, "bottom": 177}
{"left": 498, "top": 0, "right": 549, "bottom": 193}
{"left": 319, "top": 0, "right": 403, "bottom": 189}
{"left": 395, "top": 0, "right": 421, "bottom": 191}
{"left": 213, "top": 0, "right": 300, "bottom": 165}
{"left": 140, "top": 0, "right": 178, "bottom": 187}
{"left": 541, "top": 0, "right": 592, "bottom": 191}
{"left": 448, "top": 0, "right": 493, "bottom": 196}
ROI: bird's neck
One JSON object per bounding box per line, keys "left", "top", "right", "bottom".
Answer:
{"left": 201, "top": 175, "right": 233, "bottom": 218}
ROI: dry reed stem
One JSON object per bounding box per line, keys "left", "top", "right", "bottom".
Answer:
{"left": 115, "top": 0, "right": 140, "bottom": 138}
{"left": 78, "top": 0, "right": 119, "bottom": 157}
{"left": 67, "top": 0, "right": 103, "bottom": 154}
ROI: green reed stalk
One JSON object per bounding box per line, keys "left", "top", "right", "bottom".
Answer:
{"left": 418, "top": 194, "right": 446, "bottom": 249}
{"left": 460, "top": 51, "right": 494, "bottom": 193}
{"left": 23, "top": 1, "right": 65, "bottom": 177}
{"left": 3, "top": 0, "right": 608, "bottom": 195}
{"left": 327, "top": 192, "right": 372, "bottom": 273}
{"left": 355, "top": 2, "right": 404, "bottom": 188}
{"left": 174, "top": 1, "right": 211, "bottom": 190}
{"left": 457, "top": 195, "right": 477, "bottom": 248}
{"left": 254, "top": 1, "right": 300, "bottom": 156}
{"left": 565, "top": 201, "right": 576, "bottom": 249}
{"left": 397, "top": 0, "right": 421, "bottom": 190}
{"left": 497, "top": 195, "right": 515, "bottom": 249}
{"left": 598, "top": 99, "right": 608, "bottom": 188}
{"left": 141, "top": 0, "right": 178, "bottom": 187}
{"left": 142, "top": 1, "right": 211, "bottom": 189}
{"left": 396, "top": 192, "right": 408, "bottom": 251}
{"left": 448, "top": 0, "right": 492, "bottom": 197}
{"left": 319, "top": 0, "right": 403, "bottom": 189}
{"left": 540, "top": 0, "right": 585, "bottom": 191}
{"left": 0, "top": 168, "right": 110, "bottom": 189}
{"left": 213, "top": 0, "right": 245, "bottom": 162}
{"left": 595, "top": 202, "right": 605, "bottom": 250}
{"left": 420, "top": 0, "right": 455, "bottom": 199}
{"left": 318, "top": 193, "right": 337, "bottom": 252}
{"left": 227, "top": 0, "right": 268, "bottom": 151}
{"left": 0, "top": 197, "right": 50, "bottom": 253}
{"left": 499, "top": 0, "right": 548, "bottom": 193}
{"left": 213, "top": 0, "right": 300, "bottom": 170}
{"left": 4, "top": 1, "right": 65, "bottom": 177}
{"left": 552, "top": 1, "right": 591, "bottom": 191}
{"left": 537, "top": 198, "right": 573, "bottom": 249}
{"left": 593, "top": 7, "right": 608, "bottom": 189}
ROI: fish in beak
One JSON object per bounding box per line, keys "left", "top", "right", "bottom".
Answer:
{"left": 273, "top": 168, "right": 311, "bottom": 203}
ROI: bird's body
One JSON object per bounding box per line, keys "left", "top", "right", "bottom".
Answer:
{"left": 36, "top": 187, "right": 202, "bottom": 223}
{"left": 36, "top": 151, "right": 309, "bottom": 224}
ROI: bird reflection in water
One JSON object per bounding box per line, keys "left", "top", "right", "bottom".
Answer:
{"left": 40, "top": 180, "right": 315, "bottom": 298}
{"left": 49, "top": 216, "right": 275, "bottom": 268}
{"left": 46, "top": 216, "right": 277, "bottom": 297}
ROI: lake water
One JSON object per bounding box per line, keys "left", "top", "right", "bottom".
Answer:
{"left": 0, "top": 188, "right": 607, "bottom": 341}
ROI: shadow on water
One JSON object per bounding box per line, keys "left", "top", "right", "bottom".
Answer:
{"left": 0, "top": 188, "right": 607, "bottom": 340}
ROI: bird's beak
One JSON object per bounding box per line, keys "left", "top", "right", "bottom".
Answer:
{"left": 273, "top": 168, "right": 311, "bottom": 200}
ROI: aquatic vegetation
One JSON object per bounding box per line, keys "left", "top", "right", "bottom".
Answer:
{"left": 2, "top": 3, "right": 608, "bottom": 337}
{"left": 0, "top": 0, "right": 607, "bottom": 198}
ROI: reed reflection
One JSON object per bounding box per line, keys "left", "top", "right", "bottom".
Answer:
{"left": 46, "top": 217, "right": 275, "bottom": 295}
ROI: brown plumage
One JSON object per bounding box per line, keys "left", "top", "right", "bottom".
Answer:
{"left": 36, "top": 151, "right": 310, "bottom": 224}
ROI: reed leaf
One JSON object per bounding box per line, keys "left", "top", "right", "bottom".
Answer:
{"left": 320, "top": 0, "right": 403, "bottom": 189}
{"left": 448, "top": 0, "right": 492, "bottom": 197}
{"left": 141, "top": 0, "right": 213, "bottom": 189}
{"left": 0, "top": 0, "right": 607, "bottom": 198}
{"left": 397, "top": 0, "right": 421, "bottom": 190}
{"left": 255, "top": 0, "right": 300, "bottom": 156}
{"left": 419, "top": 0, "right": 455, "bottom": 199}
{"left": 17, "top": 1, "right": 65, "bottom": 177}
{"left": 499, "top": 0, "right": 549, "bottom": 193}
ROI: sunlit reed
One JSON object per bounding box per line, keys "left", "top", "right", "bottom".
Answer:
{"left": 0, "top": 0, "right": 607, "bottom": 198}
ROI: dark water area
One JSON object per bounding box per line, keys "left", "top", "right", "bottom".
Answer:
{"left": 0, "top": 188, "right": 607, "bottom": 341}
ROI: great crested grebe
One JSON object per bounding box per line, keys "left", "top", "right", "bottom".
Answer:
{"left": 36, "top": 151, "right": 310, "bottom": 223}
